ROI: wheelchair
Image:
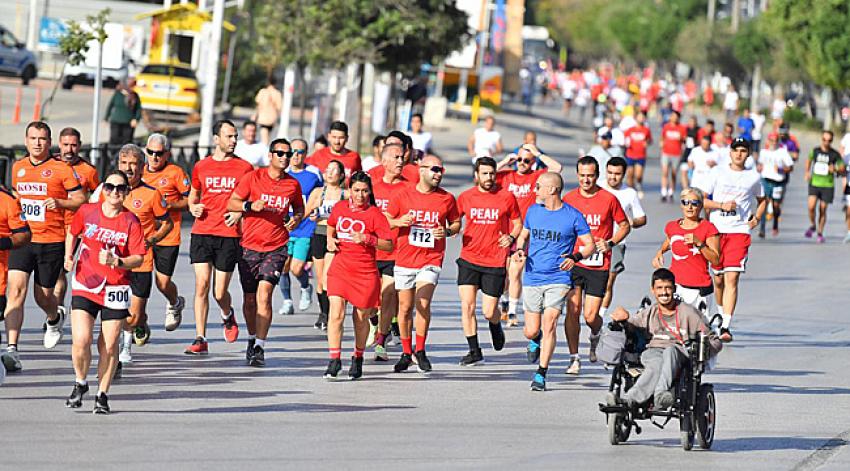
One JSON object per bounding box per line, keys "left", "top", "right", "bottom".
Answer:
{"left": 597, "top": 297, "right": 717, "bottom": 451}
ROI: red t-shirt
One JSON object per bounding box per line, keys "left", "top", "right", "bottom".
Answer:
{"left": 371, "top": 176, "right": 410, "bottom": 261}
{"left": 457, "top": 187, "right": 520, "bottom": 268}
{"left": 232, "top": 168, "right": 304, "bottom": 252}
{"left": 387, "top": 186, "right": 459, "bottom": 269}
{"left": 496, "top": 169, "right": 545, "bottom": 219}
{"left": 190, "top": 156, "right": 254, "bottom": 237}
{"left": 661, "top": 123, "right": 687, "bottom": 156}
{"left": 307, "top": 147, "right": 362, "bottom": 177}
{"left": 69, "top": 203, "right": 146, "bottom": 307}
{"left": 328, "top": 203, "right": 393, "bottom": 268}
{"left": 368, "top": 163, "right": 419, "bottom": 183}
{"left": 562, "top": 188, "right": 627, "bottom": 271}
{"left": 624, "top": 125, "right": 652, "bottom": 159}
{"left": 665, "top": 219, "right": 719, "bottom": 288}
{"left": 696, "top": 127, "right": 715, "bottom": 145}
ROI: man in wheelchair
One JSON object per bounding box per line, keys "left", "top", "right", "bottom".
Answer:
{"left": 605, "top": 268, "right": 722, "bottom": 409}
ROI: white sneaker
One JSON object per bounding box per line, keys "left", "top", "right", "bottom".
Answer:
{"left": 386, "top": 331, "right": 397, "bottom": 347}
{"left": 366, "top": 322, "right": 378, "bottom": 347}
{"left": 298, "top": 285, "right": 313, "bottom": 311}
{"left": 164, "top": 295, "right": 185, "bottom": 332}
{"left": 589, "top": 333, "right": 601, "bottom": 363}
{"left": 278, "top": 299, "right": 294, "bottom": 316}
{"left": 2, "top": 348, "right": 22, "bottom": 372}
{"left": 566, "top": 357, "right": 581, "bottom": 375}
{"left": 119, "top": 332, "right": 133, "bottom": 364}
{"left": 43, "top": 308, "right": 66, "bottom": 349}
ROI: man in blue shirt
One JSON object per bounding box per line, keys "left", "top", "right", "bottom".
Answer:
{"left": 279, "top": 138, "right": 323, "bottom": 315}
{"left": 737, "top": 108, "right": 755, "bottom": 141}
{"left": 513, "top": 172, "right": 594, "bottom": 391}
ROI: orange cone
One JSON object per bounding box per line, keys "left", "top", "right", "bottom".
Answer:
{"left": 32, "top": 87, "right": 42, "bottom": 121}
{"left": 12, "top": 87, "right": 22, "bottom": 124}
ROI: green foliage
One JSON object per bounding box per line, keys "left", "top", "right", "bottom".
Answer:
{"left": 59, "top": 9, "right": 110, "bottom": 66}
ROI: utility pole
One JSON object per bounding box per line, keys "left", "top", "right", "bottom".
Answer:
{"left": 707, "top": 0, "right": 716, "bottom": 25}
{"left": 198, "top": 0, "right": 224, "bottom": 148}
{"left": 90, "top": 40, "right": 103, "bottom": 163}
{"left": 27, "top": 0, "right": 38, "bottom": 50}
{"left": 731, "top": 0, "right": 741, "bottom": 32}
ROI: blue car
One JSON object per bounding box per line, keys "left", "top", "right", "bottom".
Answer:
{"left": 0, "top": 25, "right": 38, "bottom": 85}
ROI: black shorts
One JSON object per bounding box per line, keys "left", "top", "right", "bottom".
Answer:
{"left": 808, "top": 185, "right": 835, "bottom": 203}
{"left": 377, "top": 260, "right": 395, "bottom": 278}
{"left": 153, "top": 245, "right": 180, "bottom": 277}
{"left": 570, "top": 266, "right": 609, "bottom": 298}
{"left": 238, "top": 246, "right": 288, "bottom": 293}
{"left": 71, "top": 296, "right": 129, "bottom": 321}
{"left": 0, "top": 295, "right": 6, "bottom": 316}
{"left": 311, "top": 233, "right": 328, "bottom": 260}
{"left": 129, "top": 271, "right": 153, "bottom": 298}
{"left": 189, "top": 234, "right": 240, "bottom": 272}
{"left": 8, "top": 242, "right": 65, "bottom": 289}
{"left": 456, "top": 258, "right": 507, "bottom": 298}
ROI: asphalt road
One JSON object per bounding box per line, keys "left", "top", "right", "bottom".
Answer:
{"left": 1, "top": 99, "right": 849, "bottom": 470}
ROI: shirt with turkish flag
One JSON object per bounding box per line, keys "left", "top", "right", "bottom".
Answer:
{"left": 368, "top": 163, "right": 420, "bottom": 183}
{"left": 387, "top": 185, "right": 459, "bottom": 269}
{"left": 661, "top": 123, "right": 687, "bottom": 156}
{"left": 232, "top": 168, "right": 304, "bottom": 252}
{"left": 496, "top": 169, "right": 545, "bottom": 219}
{"left": 307, "top": 147, "right": 362, "bottom": 178}
{"left": 143, "top": 163, "right": 191, "bottom": 246}
{"left": 458, "top": 186, "right": 520, "bottom": 268}
{"left": 190, "top": 155, "right": 254, "bottom": 237}
{"left": 64, "top": 158, "right": 100, "bottom": 226}
{"left": 12, "top": 157, "right": 82, "bottom": 243}
{"left": 69, "top": 203, "right": 146, "bottom": 307}
{"left": 665, "top": 219, "right": 718, "bottom": 288}
{"left": 624, "top": 125, "right": 652, "bottom": 159}
{"left": 0, "top": 187, "right": 29, "bottom": 294}
{"left": 371, "top": 175, "right": 410, "bottom": 261}
{"left": 562, "top": 188, "right": 627, "bottom": 271}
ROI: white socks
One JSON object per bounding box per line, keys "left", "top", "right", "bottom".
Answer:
{"left": 508, "top": 298, "right": 519, "bottom": 315}
{"left": 255, "top": 338, "right": 266, "bottom": 348}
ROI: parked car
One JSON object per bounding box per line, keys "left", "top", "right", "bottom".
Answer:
{"left": 134, "top": 63, "right": 200, "bottom": 115}
{"left": 0, "top": 26, "right": 37, "bottom": 85}
{"left": 62, "top": 58, "right": 131, "bottom": 90}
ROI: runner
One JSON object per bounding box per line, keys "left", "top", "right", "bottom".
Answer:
{"left": 369, "top": 131, "right": 420, "bottom": 182}
{"left": 495, "top": 145, "right": 562, "bottom": 326}
{"left": 387, "top": 154, "right": 461, "bottom": 373}
{"left": 757, "top": 134, "right": 795, "bottom": 237}
{"left": 360, "top": 135, "right": 384, "bottom": 172}
{"left": 306, "top": 121, "right": 362, "bottom": 178}
{"left": 304, "top": 160, "right": 348, "bottom": 330}
{"left": 562, "top": 156, "right": 630, "bottom": 374}
{"left": 660, "top": 111, "right": 686, "bottom": 201}
{"left": 323, "top": 172, "right": 393, "bottom": 379}
{"left": 688, "top": 134, "right": 718, "bottom": 194}
{"left": 804, "top": 131, "right": 845, "bottom": 243}
{"left": 599, "top": 157, "right": 647, "bottom": 320}
{"left": 679, "top": 115, "right": 699, "bottom": 190}
{"left": 63, "top": 170, "right": 146, "bottom": 414}
{"left": 407, "top": 113, "right": 433, "bottom": 154}
{"left": 3, "top": 122, "right": 85, "bottom": 372}
{"left": 142, "top": 133, "right": 189, "bottom": 332}
{"left": 278, "top": 138, "right": 322, "bottom": 316}
{"left": 468, "top": 115, "right": 504, "bottom": 161}
{"left": 703, "top": 138, "right": 766, "bottom": 342}
{"left": 229, "top": 138, "right": 304, "bottom": 366}
{"left": 456, "top": 157, "right": 521, "bottom": 366}
{"left": 623, "top": 111, "right": 652, "bottom": 197}
{"left": 186, "top": 120, "right": 254, "bottom": 354}
{"left": 0, "top": 185, "right": 31, "bottom": 376}
{"left": 515, "top": 172, "right": 593, "bottom": 391}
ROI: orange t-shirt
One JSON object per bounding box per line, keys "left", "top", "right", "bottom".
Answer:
{"left": 12, "top": 157, "right": 81, "bottom": 243}
{"left": 99, "top": 183, "right": 169, "bottom": 272}
{"left": 142, "top": 163, "right": 190, "bottom": 247}
{"left": 64, "top": 158, "right": 100, "bottom": 226}
{"left": 0, "top": 187, "right": 29, "bottom": 293}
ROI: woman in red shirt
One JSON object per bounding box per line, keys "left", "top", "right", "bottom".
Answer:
{"left": 323, "top": 172, "right": 393, "bottom": 380}
{"left": 652, "top": 187, "right": 721, "bottom": 316}
{"left": 63, "top": 170, "right": 146, "bottom": 414}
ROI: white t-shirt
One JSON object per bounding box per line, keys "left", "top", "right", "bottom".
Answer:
{"left": 751, "top": 112, "right": 766, "bottom": 140}
{"left": 771, "top": 99, "right": 786, "bottom": 120}
{"left": 472, "top": 128, "right": 501, "bottom": 157}
{"left": 723, "top": 91, "right": 739, "bottom": 111}
{"left": 408, "top": 131, "right": 433, "bottom": 154}
{"left": 758, "top": 148, "right": 794, "bottom": 182}
{"left": 704, "top": 164, "right": 764, "bottom": 234}
{"left": 688, "top": 147, "right": 718, "bottom": 192}
{"left": 360, "top": 156, "right": 380, "bottom": 172}
{"left": 619, "top": 115, "right": 637, "bottom": 132}
{"left": 587, "top": 145, "right": 612, "bottom": 184}
{"left": 235, "top": 140, "right": 268, "bottom": 167}
{"left": 715, "top": 146, "right": 756, "bottom": 170}
{"left": 602, "top": 183, "right": 645, "bottom": 223}
{"left": 839, "top": 132, "right": 850, "bottom": 158}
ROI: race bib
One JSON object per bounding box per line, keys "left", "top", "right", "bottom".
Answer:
{"left": 771, "top": 185, "right": 784, "bottom": 200}
{"left": 718, "top": 209, "right": 740, "bottom": 223}
{"left": 813, "top": 161, "right": 829, "bottom": 176}
{"left": 408, "top": 225, "right": 434, "bottom": 248}
{"left": 580, "top": 251, "right": 604, "bottom": 267}
{"left": 20, "top": 198, "right": 45, "bottom": 222}
{"left": 104, "top": 285, "right": 131, "bottom": 310}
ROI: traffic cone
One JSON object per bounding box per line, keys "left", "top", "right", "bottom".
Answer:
{"left": 32, "top": 87, "right": 42, "bottom": 121}
{"left": 12, "top": 87, "right": 22, "bottom": 124}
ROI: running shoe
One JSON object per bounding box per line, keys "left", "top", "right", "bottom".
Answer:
{"left": 113, "top": 362, "right": 123, "bottom": 379}
{"left": 119, "top": 333, "right": 132, "bottom": 364}
{"left": 772, "top": 228, "right": 780, "bottom": 237}
{"left": 65, "top": 382, "right": 89, "bottom": 408}
{"left": 817, "top": 235, "right": 826, "bottom": 244}
{"left": 844, "top": 232, "right": 850, "bottom": 244}
{"left": 566, "top": 357, "right": 581, "bottom": 375}
{"left": 93, "top": 392, "right": 110, "bottom": 415}
{"left": 246, "top": 338, "right": 256, "bottom": 362}
{"left": 394, "top": 353, "right": 413, "bottom": 373}
{"left": 530, "top": 373, "right": 546, "bottom": 391}
{"left": 133, "top": 322, "right": 151, "bottom": 346}
{"left": 43, "top": 309, "right": 66, "bottom": 349}
{"left": 499, "top": 299, "right": 509, "bottom": 316}
{"left": 222, "top": 308, "right": 239, "bottom": 343}
{"left": 589, "top": 332, "right": 601, "bottom": 363}
{"left": 366, "top": 322, "right": 377, "bottom": 348}
{"left": 805, "top": 226, "right": 815, "bottom": 238}
{"left": 278, "top": 299, "right": 294, "bottom": 316}
{"left": 757, "top": 230, "right": 765, "bottom": 239}
{"left": 324, "top": 358, "right": 342, "bottom": 379}
{"left": 164, "top": 296, "right": 185, "bottom": 331}
{"left": 374, "top": 344, "right": 388, "bottom": 362}
{"left": 348, "top": 356, "right": 363, "bottom": 380}
{"left": 250, "top": 346, "right": 265, "bottom": 367}
{"left": 299, "top": 285, "right": 313, "bottom": 311}
{"left": 489, "top": 321, "right": 505, "bottom": 351}
{"left": 184, "top": 337, "right": 209, "bottom": 355}
{"left": 459, "top": 348, "right": 484, "bottom": 366}
{"left": 1, "top": 348, "right": 22, "bottom": 372}
{"left": 526, "top": 338, "right": 540, "bottom": 364}
{"left": 719, "top": 327, "right": 734, "bottom": 343}
{"left": 314, "top": 312, "right": 328, "bottom": 331}
{"left": 507, "top": 313, "right": 519, "bottom": 328}
{"left": 391, "top": 321, "right": 400, "bottom": 339}
{"left": 414, "top": 351, "right": 432, "bottom": 373}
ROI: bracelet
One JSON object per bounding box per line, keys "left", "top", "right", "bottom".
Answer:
{"left": 508, "top": 234, "right": 516, "bottom": 242}
{"left": 243, "top": 201, "right": 253, "bottom": 213}
{"left": 116, "top": 258, "right": 124, "bottom": 268}
{"left": 445, "top": 227, "right": 454, "bottom": 237}
{"left": 607, "top": 240, "right": 615, "bottom": 248}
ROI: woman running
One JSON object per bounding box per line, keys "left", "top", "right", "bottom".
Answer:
{"left": 304, "top": 160, "right": 348, "bottom": 330}
{"left": 63, "top": 170, "right": 146, "bottom": 414}
{"left": 323, "top": 171, "right": 393, "bottom": 379}
{"left": 652, "top": 187, "right": 720, "bottom": 317}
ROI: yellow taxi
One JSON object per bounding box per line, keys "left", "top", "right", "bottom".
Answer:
{"left": 134, "top": 63, "right": 201, "bottom": 115}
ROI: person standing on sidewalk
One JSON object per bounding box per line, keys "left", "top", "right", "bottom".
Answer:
{"left": 252, "top": 81, "right": 282, "bottom": 145}
{"left": 105, "top": 80, "right": 142, "bottom": 146}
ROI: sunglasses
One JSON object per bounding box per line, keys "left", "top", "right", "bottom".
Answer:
{"left": 146, "top": 148, "right": 166, "bottom": 157}
{"left": 271, "top": 150, "right": 293, "bottom": 158}
{"left": 421, "top": 165, "right": 444, "bottom": 173}
{"left": 681, "top": 199, "right": 701, "bottom": 207}
{"left": 519, "top": 158, "right": 533, "bottom": 164}
{"left": 104, "top": 183, "right": 130, "bottom": 194}
{"left": 292, "top": 149, "right": 307, "bottom": 155}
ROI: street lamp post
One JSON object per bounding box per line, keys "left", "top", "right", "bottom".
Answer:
{"left": 198, "top": 0, "right": 225, "bottom": 148}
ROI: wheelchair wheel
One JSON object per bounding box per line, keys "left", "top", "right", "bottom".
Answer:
{"left": 696, "top": 384, "right": 716, "bottom": 449}
{"left": 607, "top": 412, "right": 630, "bottom": 445}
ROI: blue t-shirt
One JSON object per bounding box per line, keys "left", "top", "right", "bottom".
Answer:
{"left": 737, "top": 117, "right": 755, "bottom": 141}
{"left": 523, "top": 203, "right": 591, "bottom": 286}
{"left": 288, "top": 166, "right": 323, "bottom": 238}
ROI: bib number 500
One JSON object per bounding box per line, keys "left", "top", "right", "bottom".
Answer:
{"left": 105, "top": 286, "right": 131, "bottom": 310}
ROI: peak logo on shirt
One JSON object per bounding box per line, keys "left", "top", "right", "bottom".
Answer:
{"left": 375, "top": 198, "right": 390, "bottom": 211}
{"left": 407, "top": 209, "right": 440, "bottom": 225}
{"left": 507, "top": 183, "right": 532, "bottom": 198}
{"left": 260, "top": 194, "right": 291, "bottom": 213}
{"left": 205, "top": 176, "right": 237, "bottom": 194}
{"left": 84, "top": 222, "right": 128, "bottom": 246}
{"left": 585, "top": 214, "right": 601, "bottom": 227}
{"left": 16, "top": 182, "right": 48, "bottom": 195}
{"left": 469, "top": 207, "right": 500, "bottom": 224}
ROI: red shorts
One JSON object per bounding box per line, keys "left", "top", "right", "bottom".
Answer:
{"left": 326, "top": 256, "right": 381, "bottom": 309}
{"left": 711, "top": 233, "right": 751, "bottom": 273}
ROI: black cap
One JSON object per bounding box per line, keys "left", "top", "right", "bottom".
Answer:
{"left": 730, "top": 137, "right": 750, "bottom": 150}
{"left": 600, "top": 131, "right": 612, "bottom": 140}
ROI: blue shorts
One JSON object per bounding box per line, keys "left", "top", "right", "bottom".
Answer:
{"left": 287, "top": 237, "right": 311, "bottom": 262}
{"left": 625, "top": 157, "right": 646, "bottom": 167}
